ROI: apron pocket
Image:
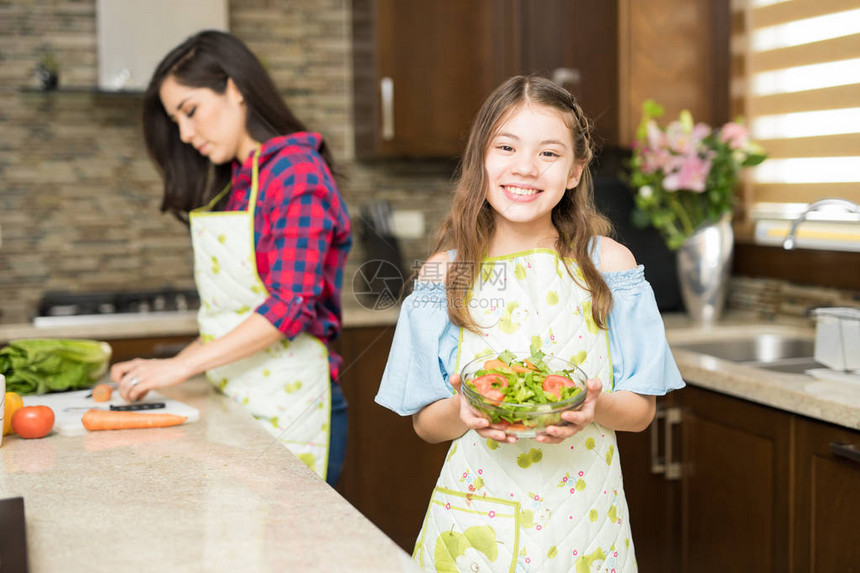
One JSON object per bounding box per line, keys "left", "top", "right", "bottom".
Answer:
{"left": 414, "top": 487, "right": 520, "bottom": 573}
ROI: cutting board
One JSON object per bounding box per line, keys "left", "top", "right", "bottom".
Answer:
{"left": 22, "top": 388, "right": 199, "bottom": 436}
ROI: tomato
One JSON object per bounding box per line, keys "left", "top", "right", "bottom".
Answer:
{"left": 4, "top": 391, "right": 24, "bottom": 436}
{"left": 542, "top": 374, "right": 577, "bottom": 399}
{"left": 11, "top": 405, "right": 55, "bottom": 439}
{"left": 471, "top": 374, "right": 508, "bottom": 402}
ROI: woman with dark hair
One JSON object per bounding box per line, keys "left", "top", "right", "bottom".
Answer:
{"left": 111, "top": 30, "right": 351, "bottom": 486}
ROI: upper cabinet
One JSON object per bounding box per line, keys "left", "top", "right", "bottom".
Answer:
{"left": 515, "top": 0, "right": 619, "bottom": 150}
{"left": 352, "top": 0, "right": 620, "bottom": 159}
{"left": 352, "top": 0, "right": 512, "bottom": 159}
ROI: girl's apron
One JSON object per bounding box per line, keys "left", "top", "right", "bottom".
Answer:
{"left": 189, "top": 149, "right": 331, "bottom": 480}
{"left": 413, "top": 250, "right": 636, "bottom": 573}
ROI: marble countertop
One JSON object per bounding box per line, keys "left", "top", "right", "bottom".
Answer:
{"left": 0, "top": 304, "right": 400, "bottom": 343}
{"left": 0, "top": 378, "right": 418, "bottom": 573}
{"left": 662, "top": 313, "right": 860, "bottom": 431}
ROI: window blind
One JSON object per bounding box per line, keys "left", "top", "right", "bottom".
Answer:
{"left": 732, "top": 0, "right": 860, "bottom": 209}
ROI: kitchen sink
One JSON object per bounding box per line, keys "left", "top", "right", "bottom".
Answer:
{"left": 673, "top": 333, "right": 821, "bottom": 374}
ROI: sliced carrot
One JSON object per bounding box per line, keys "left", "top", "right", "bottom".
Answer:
{"left": 511, "top": 364, "right": 530, "bottom": 373}
{"left": 523, "top": 359, "right": 539, "bottom": 371}
{"left": 81, "top": 409, "right": 187, "bottom": 431}
{"left": 91, "top": 383, "right": 113, "bottom": 403}
{"left": 483, "top": 359, "right": 511, "bottom": 372}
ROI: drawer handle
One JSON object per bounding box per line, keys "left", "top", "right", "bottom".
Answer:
{"left": 650, "top": 407, "right": 666, "bottom": 475}
{"left": 664, "top": 406, "right": 683, "bottom": 480}
{"left": 830, "top": 442, "right": 860, "bottom": 464}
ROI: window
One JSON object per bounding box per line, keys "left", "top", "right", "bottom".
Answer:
{"left": 732, "top": 0, "right": 860, "bottom": 251}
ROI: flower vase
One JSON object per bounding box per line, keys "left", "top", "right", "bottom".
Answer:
{"left": 676, "top": 214, "right": 733, "bottom": 327}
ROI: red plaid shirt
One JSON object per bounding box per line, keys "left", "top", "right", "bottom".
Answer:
{"left": 225, "top": 132, "right": 351, "bottom": 381}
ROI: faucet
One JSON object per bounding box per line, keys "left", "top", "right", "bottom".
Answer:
{"left": 782, "top": 198, "right": 860, "bottom": 250}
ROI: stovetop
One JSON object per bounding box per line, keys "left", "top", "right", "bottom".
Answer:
{"left": 33, "top": 289, "right": 200, "bottom": 328}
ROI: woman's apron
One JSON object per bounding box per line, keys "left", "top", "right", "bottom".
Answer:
{"left": 413, "top": 250, "right": 636, "bottom": 573}
{"left": 188, "top": 149, "right": 331, "bottom": 480}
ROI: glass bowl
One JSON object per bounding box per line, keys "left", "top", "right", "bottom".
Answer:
{"left": 459, "top": 351, "right": 588, "bottom": 438}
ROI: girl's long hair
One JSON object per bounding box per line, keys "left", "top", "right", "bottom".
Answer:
{"left": 142, "top": 30, "right": 335, "bottom": 223}
{"left": 434, "top": 75, "right": 613, "bottom": 332}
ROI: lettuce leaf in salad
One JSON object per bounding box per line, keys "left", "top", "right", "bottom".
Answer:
{"left": 466, "top": 350, "right": 582, "bottom": 407}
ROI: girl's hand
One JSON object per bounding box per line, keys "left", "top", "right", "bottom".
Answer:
{"left": 537, "top": 377, "right": 603, "bottom": 444}
{"left": 110, "top": 357, "right": 193, "bottom": 403}
{"left": 450, "top": 374, "right": 517, "bottom": 444}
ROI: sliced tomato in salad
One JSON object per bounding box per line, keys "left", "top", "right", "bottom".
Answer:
{"left": 542, "top": 374, "right": 577, "bottom": 399}
{"left": 471, "top": 373, "right": 509, "bottom": 402}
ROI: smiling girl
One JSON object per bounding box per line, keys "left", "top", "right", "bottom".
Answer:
{"left": 110, "top": 31, "right": 352, "bottom": 486}
{"left": 376, "top": 75, "right": 684, "bottom": 571}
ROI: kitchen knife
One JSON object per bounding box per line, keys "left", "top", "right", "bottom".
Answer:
{"left": 63, "top": 402, "right": 166, "bottom": 412}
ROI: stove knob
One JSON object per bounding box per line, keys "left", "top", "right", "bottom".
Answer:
{"left": 98, "top": 303, "right": 116, "bottom": 314}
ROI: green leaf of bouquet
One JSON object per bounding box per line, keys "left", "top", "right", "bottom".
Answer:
{"left": 631, "top": 208, "right": 651, "bottom": 229}
{"left": 742, "top": 154, "right": 767, "bottom": 167}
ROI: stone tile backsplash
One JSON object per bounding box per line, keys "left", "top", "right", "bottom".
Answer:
{"left": 0, "top": 0, "right": 455, "bottom": 323}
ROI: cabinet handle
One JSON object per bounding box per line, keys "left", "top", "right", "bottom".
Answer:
{"left": 551, "top": 67, "right": 581, "bottom": 92}
{"left": 664, "top": 406, "right": 683, "bottom": 480}
{"left": 380, "top": 77, "right": 395, "bottom": 141}
{"left": 152, "top": 343, "right": 188, "bottom": 358}
{"left": 830, "top": 442, "right": 860, "bottom": 464}
{"left": 650, "top": 407, "right": 666, "bottom": 475}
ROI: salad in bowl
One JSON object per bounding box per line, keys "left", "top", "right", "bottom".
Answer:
{"left": 460, "top": 349, "right": 588, "bottom": 438}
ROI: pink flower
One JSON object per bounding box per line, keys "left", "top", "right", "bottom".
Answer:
{"left": 640, "top": 147, "right": 672, "bottom": 174}
{"left": 664, "top": 121, "right": 710, "bottom": 155}
{"left": 720, "top": 122, "right": 749, "bottom": 150}
{"left": 662, "top": 153, "right": 712, "bottom": 192}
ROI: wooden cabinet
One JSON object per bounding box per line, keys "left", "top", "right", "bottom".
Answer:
{"left": 335, "top": 325, "right": 449, "bottom": 552}
{"left": 622, "top": 385, "right": 860, "bottom": 573}
{"left": 352, "top": 0, "right": 511, "bottom": 159}
{"left": 352, "top": 1, "right": 621, "bottom": 158}
{"left": 680, "top": 387, "right": 793, "bottom": 573}
{"left": 617, "top": 0, "right": 730, "bottom": 145}
{"left": 793, "top": 416, "right": 860, "bottom": 573}
{"left": 107, "top": 335, "right": 196, "bottom": 363}
{"left": 515, "top": 0, "right": 620, "bottom": 147}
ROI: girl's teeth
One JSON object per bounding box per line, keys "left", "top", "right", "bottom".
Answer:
{"left": 506, "top": 186, "right": 538, "bottom": 196}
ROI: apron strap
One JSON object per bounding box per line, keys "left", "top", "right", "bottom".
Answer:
{"left": 193, "top": 146, "right": 263, "bottom": 214}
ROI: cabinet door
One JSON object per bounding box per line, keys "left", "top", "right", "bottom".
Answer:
{"left": 335, "top": 326, "right": 449, "bottom": 552}
{"left": 616, "top": 394, "right": 682, "bottom": 573}
{"left": 680, "top": 387, "right": 792, "bottom": 573}
{"left": 107, "top": 335, "right": 197, "bottom": 363}
{"left": 516, "top": 0, "right": 619, "bottom": 147}
{"left": 353, "top": 0, "right": 510, "bottom": 158}
{"left": 793, "top": 416, "right": 860, "bottom": 572}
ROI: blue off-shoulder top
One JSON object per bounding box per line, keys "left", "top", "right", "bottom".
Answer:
{"left": 375, "top": 240, "right": 685, "bottom": 416}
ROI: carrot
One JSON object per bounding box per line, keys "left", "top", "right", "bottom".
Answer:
{"left": 81, "top": 409, "right": 187, "bottom": 431}
{"left": 483, "top": 359, "right": 511, "bottom": 372}
{"left": 91, "top": 383, "right": 113, "bottom": 403}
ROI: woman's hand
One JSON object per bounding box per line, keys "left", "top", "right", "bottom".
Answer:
{"left": 451, "top": 374, "right": 517, "bottom": 444}
{"left": 536, "top": 377, "right": 602, "bottom": 444}
{"left": 110, "top": 357, "right": 193, "bottom": 402}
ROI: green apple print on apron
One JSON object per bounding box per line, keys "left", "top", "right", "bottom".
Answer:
{"left": 189, "top": 148, "right": 331, "bottom": 480}
{"left": 413, "top": 250, "right": 636, "bottom": 572}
